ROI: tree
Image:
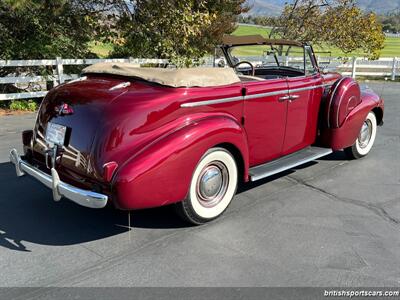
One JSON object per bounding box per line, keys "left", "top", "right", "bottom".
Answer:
{"left": 270, "top": 0, "right": 385, "bottom": 59}
{"left": 380, "top": 12, "right": 400, "bottom": 33}
{"left": 0, "top": 0, "right": 113, "bottom": 93}
{"left": 0, "top": 0, "right": 112, "bottom": 61}
{"left": 110, "top": 0, "right": 249, "bottom": 67}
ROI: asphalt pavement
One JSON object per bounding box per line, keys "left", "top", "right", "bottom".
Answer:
{"left": 0, "top": 83, "right": 399, "bottom": 295}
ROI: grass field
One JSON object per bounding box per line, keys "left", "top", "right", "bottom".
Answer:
{"left": 89, "top": 41, "right": 114, "bottom": 58}
{"left": 90, "top": 24, "right": 400, "bottom": 58}
{"left": 232, "top": 25, "right": 400, "bottom": 58}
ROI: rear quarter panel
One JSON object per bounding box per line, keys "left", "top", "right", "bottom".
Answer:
{"left": 100, "top": 82, "right": 248, "bottom": 209}
{"left": 112, "top": 114, "right": 249, "bottom": 209}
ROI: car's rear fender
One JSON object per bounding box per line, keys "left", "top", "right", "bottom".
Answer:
{"left": 111, "top": 115, "right": 249, "bottom": 210}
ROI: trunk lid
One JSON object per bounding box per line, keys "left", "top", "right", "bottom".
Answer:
{"left": 32, "top": 76, "right": 128, "bottom": 185}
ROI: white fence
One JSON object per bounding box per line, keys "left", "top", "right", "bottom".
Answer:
{"left": 319, "top": 57, "right": 399, "bottom": 80}
{"left": 237, "top": 56, "right": 399, "bottom": 81}
{"left": 386, "top": 33, "right": 400, "bottom": 38}
{"left": 0, "top": 56, "right": 398, "bottom": 101}
{"left": 0, "top": 58, "right": 168, "bottom": 101}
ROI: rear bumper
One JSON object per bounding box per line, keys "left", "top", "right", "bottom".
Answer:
{"left": 9, "top": 149, "right": 108, "bottom": 209}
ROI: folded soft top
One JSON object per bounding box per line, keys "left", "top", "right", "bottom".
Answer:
{"left": 82, "top": 63, "right": 240, "bottom": 88}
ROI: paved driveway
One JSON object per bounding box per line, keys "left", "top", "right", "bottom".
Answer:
{"left": 0, "top": 83, "right": 399, "bottom": 290}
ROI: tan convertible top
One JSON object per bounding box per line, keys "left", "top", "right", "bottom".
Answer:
{"left": 82, "top": 62, "right": 240, "bottom": 88}
{"left": 222, "top": 34, "right": 303, "bottom": 47}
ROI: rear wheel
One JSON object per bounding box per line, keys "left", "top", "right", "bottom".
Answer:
{"left": 176, "top": 147, "right": 238, "bottom": 225}
{"left": 344, "top": 111, "right": 377, "bottom": 159}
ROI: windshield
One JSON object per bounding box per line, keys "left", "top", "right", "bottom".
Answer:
{"left": 229, "top": 44, "right": 306, "bottom": 72}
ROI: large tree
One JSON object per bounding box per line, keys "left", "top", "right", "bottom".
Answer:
{"left": 0, "top": 0, "right": 111, "bottom": 61}
{"left": 110, "top": 0, "right": 249, "bottom": 67}
{"left": 0, "top": 0, "right": 114, "bottom": 93}
{"left": 270, "top": 0, "right": 385, "bottom": 59}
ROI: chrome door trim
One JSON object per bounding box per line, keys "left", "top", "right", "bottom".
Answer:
{"left": 180, "top": 83, "right": 332, "bottom": 108}
{"left": 245, "top": 89, "right": 288, "bottom": 100}
{"left": 180, "top": 95, "right": 243, "bottom": 108}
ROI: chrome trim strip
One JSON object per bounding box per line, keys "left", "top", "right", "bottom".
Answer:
{"left": 180, "top": 83, "right": 332, "bottom": 108}
{"left": 289, "top": 84, "right": 328, "bottom": 93}
{"left": 246, "top": 84, "right": 330, "bottom": 100}
{"left": 109, "top": 81, "right": 131, "bottom": 91}
{"left": 9, "top": 149, "right": 108, "bottom": 209}
{"left": 250, "top": 148, "right": 333, "bottom": 182}
{"left": 245, "top": 89, "right": 288, "bottom": 100}
{"left": 66, "top": 76, "right": 87, "bottom": 85}
{"left": 181, "top": 95, "right": 243, "bottom": 108}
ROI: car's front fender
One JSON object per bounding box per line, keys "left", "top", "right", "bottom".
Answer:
{"left": 320, "top": 88, "right": 384, "bottom": 150}
{"left": 111, "top": 115, "right": 249, "bottom": 210}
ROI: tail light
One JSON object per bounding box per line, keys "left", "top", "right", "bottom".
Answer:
{"left": 103, "top": 161, "right": 118, "bottom": 182}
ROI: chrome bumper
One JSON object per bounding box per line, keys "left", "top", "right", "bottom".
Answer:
{"left": 9, "top": 149, "right": 108, "bottom": 209}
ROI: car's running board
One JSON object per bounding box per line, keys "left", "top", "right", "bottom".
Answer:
{"left": 249, "top": 146, "right": 333, "bottom": 182}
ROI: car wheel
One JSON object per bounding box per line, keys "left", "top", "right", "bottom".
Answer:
{"left": 176, "top": 147, "right": 238, "bottom": 225}
{"left": 344, "top": 111, "right": 377, "bottom": 159}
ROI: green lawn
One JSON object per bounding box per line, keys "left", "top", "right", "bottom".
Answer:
{"left": 231, "top": 25, "right": 400, "bottom": 58}
{"left": 89, "top": 41, "right": 114, "bottom": 58}
{"left": 90, "top": 25, "right": 400, "bottom": 58}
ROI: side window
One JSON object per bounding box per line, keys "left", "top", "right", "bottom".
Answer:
{"left": 280, "top": 45, "right": 305, "bottom": 74}
{"left": 305, "top": 47, "right": 317, "bottom": 75}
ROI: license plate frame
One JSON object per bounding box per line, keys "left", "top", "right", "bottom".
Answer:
{"left": 45, "top": 122, "right": 67, "bottom": 146}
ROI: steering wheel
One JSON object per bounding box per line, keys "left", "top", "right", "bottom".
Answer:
{"left": 233, "top": 61, "right": 255, "bottom": 76}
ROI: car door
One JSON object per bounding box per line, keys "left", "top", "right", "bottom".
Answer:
{"left": 243, "top": 78, "right": 289, "bottom": 166}
{"left": 282, "top": 46, "right": 324, "bottom": 156}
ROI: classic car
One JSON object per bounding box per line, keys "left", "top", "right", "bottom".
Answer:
{"left": 10, "top": 35, "right": 384, "bottom": 224}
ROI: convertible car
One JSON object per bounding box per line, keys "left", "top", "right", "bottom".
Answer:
{"left": 10, "top": 35, "right": 384, "bottom": 224}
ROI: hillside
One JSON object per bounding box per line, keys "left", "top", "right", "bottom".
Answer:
{"left": 247, "top": 0, "right": 400, "bottom": 16}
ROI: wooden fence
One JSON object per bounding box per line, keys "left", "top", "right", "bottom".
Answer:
{"left": 0, "top": 56, "right": 398, "bottom": 101}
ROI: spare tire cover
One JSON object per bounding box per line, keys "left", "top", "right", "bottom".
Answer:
{"left": 325, "top": 77, "right": 361, "bottom": 128}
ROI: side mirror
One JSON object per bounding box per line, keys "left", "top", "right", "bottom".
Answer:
{"left": 217, "top": 59, "right": 226, "bottom": 68}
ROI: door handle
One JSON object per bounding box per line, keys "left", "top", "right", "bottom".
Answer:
{"left": 278, "top": 95, "right": 290, "bottom": 102}
{"left": 289, "top": 95, "right": 300, "bottom": 101}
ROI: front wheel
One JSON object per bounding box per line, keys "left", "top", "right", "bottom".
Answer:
{"left": 176, "top": 147, "right": 238, "bottom": 225}
{"left": 344, "top": 111, "right": 377, "bottom": 159}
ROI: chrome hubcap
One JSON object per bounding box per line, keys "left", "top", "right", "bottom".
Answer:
{"left": 358, "top": 120, "right": 372, "bottom": 149}
{"left": 196, "top": 161, "right": 229, "bottom": 207}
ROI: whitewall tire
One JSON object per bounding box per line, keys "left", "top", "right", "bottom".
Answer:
{"left": 345, "top": 112, "right": 377, "bottom": 159}
{"left": 176, "top": 147, "right": 238, "bottom": 225}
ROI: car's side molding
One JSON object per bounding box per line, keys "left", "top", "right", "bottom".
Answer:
{"left": 181, "top": 95, "right": 243, "bottom": 107}
{"left": 180, "top": 83, "right": 332, "bottom": 107}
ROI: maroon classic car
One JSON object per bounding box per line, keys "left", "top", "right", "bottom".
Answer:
{"left": 10, "top": 35, "right": 384, "bottom": 224}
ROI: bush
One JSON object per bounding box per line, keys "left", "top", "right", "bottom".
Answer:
{"left": 9, "top": 99, "right": 38, "bottom": 111}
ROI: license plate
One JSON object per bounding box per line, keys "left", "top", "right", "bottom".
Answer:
{"left": 45, "top": 122, "right": 67, "bottom": 145}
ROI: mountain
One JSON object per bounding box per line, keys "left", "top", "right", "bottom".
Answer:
{"left": 356, "top": 0, "right": 400, "bottom": 13}
{"left": 246, "top": 0, "right": 284, "bottom": 16}
{"left": 247, "top": 0, "right": 400, "bottom": 16}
